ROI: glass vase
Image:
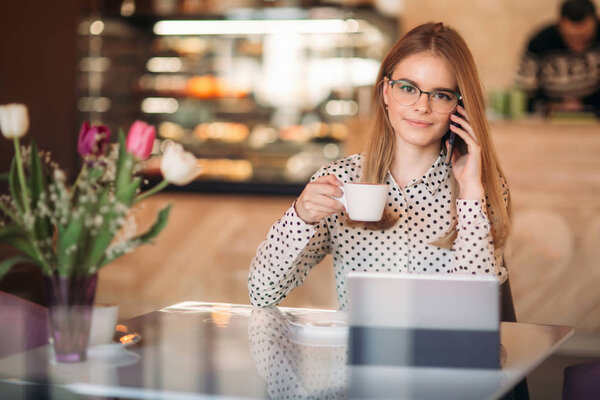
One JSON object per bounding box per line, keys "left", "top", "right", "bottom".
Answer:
{"left": 43, "top": 273, "right": 98, "bottom": 363}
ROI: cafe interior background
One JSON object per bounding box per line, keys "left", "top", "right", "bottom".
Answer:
{"left": 0, "top": 0, "right": 599, "bottom": 398}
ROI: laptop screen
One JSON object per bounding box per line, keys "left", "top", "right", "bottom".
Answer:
{"left": 346, "top": 272, "right": 501, "bottom": 369}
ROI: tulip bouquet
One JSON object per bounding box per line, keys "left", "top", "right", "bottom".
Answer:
{"left": 0, "top": 103, "right": 201, "bottom": 362}
{"left": 0, "top": 103, "right": 200, "bottom": 280}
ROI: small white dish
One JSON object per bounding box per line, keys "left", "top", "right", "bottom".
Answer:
{"left": 285, "top": 311, "right": 349, "bottom": 347}
{"left": 48, "top": 348, "right": 141, "bottom": 368}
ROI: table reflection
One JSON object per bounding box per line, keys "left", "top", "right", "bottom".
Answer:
{"left": 247, "top": 307, "right": 510, "bottom": 400}
{"left": 248, "top": 307, "right": 347, "bottom": 399}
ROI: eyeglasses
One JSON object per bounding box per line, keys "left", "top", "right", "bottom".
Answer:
{"left": 386, "top": 77, "right": 461, "bottom": 113}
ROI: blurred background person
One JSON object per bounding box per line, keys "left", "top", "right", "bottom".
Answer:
{"left": 515, "top": 0, "right": 600, "bottom": 115}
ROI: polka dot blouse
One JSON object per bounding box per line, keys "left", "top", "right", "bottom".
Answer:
{"left": 249, "top": 152, "right": 509, "bottom": 310}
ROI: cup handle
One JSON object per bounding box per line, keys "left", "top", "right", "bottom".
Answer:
{"left": 332, "top": 185, "right": 347, "bottom": 210}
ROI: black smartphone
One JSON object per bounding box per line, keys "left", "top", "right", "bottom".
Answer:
{"left": 444, "top": 99, "right": 467, "bottom": 165}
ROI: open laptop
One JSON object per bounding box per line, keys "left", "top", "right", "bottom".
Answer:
{"left": 346, "top": 272, "right": 501, "bottom": 369}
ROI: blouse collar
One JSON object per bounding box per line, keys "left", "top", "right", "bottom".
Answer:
{"left": 387, "top": 150, "right": 450, "bottom": 195}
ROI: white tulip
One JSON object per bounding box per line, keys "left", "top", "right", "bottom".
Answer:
{"left": 160, "top": 143, "right": 200, "bottom": 185}
{"left": 0, "top": 103, "right": 29, "bottom": 139}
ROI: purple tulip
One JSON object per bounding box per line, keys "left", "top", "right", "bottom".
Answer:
{"left": 77, "top": 121, "right": 111, "bottom": 158}
{"left": 126, "top": 121, "right": 155, "bottom": 160}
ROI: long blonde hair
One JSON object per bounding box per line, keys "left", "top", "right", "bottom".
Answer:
{"left": 362, "top": 22, "right": 511, "bottom": 248}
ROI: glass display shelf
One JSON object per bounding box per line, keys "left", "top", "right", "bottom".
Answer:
{"left": 77, "top": 3, "right": 397, "bottom": 194}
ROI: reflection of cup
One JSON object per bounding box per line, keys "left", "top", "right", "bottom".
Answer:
{"left": 334, "top": 182, "right": 387, "bottom": 222}
{"left": 89, "top": 304, "right": 119, "bottom": 346}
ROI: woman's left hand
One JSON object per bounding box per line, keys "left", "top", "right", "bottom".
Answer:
{"left": 447, "top": 105, "right": 485, "bottom": 199}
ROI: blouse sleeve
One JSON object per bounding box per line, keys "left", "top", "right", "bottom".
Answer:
{"left": 451, "top": 176, "right": 510, "bottom": 282}
{"left": 248, "top": 169, "right": 332, "bottom": 307}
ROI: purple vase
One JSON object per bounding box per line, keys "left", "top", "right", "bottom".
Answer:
{"left": 43, "top": 273, "right": 98, "bottom": 363}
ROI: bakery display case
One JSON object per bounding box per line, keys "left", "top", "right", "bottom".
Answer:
{"left": 77, "top": 1, "right": 397, "bottom": 194}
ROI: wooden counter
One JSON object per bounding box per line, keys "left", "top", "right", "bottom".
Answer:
{"left": 490, "top": 119, "right": 600, "bottom": 333}
{"left": 97, "top": 119, "right": 600, "bottom": 333}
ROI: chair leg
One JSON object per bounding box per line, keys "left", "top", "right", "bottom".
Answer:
{"left": 500, "top": 279, "right": 517, "bottom": 323}
{"left": 513, "top": 378, "right": 530, "bottom": 400}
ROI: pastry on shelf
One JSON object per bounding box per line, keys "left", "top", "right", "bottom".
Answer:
{"left": 193, "top": 122, "right": 249, "bottom": 143}
{"left": 158, "top": 121, "right": 186, "bottom": 141}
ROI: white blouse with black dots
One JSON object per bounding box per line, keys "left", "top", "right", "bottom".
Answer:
{"left": 248, "top": 152, "right": 509, "bottom": 310}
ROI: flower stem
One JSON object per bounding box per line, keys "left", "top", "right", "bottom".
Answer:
{"left": 13, "top": 138, "right": 31, "bottom": 215}
{"left": 134, "top": 180, "right": 169, "bottom": 204}
{"left": 70, "top": 164, "right": 87, "bottom": 199}
{"left": 28, "top": 235, "right": 53, "bottom": 275}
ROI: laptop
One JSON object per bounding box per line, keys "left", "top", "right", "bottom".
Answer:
{"left": 346, "top": 272, "right": 501, "bottom": 369}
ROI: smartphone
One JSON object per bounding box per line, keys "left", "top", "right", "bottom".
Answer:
{"left": 444, "top": 100, "right": 467, "bottom": 165}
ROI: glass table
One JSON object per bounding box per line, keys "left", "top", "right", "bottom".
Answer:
{"left": 0, "top": 302, "right": 574, "bottom": 399}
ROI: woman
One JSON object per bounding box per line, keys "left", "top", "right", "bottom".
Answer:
{"left": 248, "top": 22, "right": 511, "bottom": 310}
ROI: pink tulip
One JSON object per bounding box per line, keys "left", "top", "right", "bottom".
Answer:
{"left": 126, "top": 121, "right": 155, "bottom": 160}
{"left": 77, "top": 121, "right": 111, "bottom": 158}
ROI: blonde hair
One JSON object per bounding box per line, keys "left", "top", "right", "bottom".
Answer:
{"left": 361, "top": 22, "right": 511, "bottom": 248}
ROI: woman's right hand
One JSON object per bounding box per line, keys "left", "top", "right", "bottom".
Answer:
{"left": 295, "top": 175, "right": 345, "bottom": 224}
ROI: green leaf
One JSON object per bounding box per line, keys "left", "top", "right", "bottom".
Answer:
{"left": 9, "top": 158, "right": 23, "bottom": 213}
{"left": 0, "top": 256, "right": 34, "bottom": 283}
{"left": 115, "top": 130, "right": 134, "bottom": 202}
{"left": 137, "top": 203, "right": 171, "bottom": 242}
{"left": 84, "top": 188, "right": 114, "bottom": 271}
{"left": 99, "top": 204, "right": 172, "bottom": 268}
{"left": 56, "top": 218, "right": 84, "bottom": 275}
{"left": 28, "top": 141, "right": 52, "bottom": 240}
{"left": 120, "top": 176, "right": 141, "bottom": 206}
{"left": 0, "top": 201, "right": 18, "bottom": 224}
{"left": 0, "top": 225, "right": 42, "bottom": 265}
{"left": 87, "top": 230, "right": 114, "bottom": 272}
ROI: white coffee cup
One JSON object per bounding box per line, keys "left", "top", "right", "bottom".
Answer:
{"left": 89, "top": 304, "right": 119, "bottom": 346}
{"left": 334, "top": 182, "right": 387, "bottom": 221}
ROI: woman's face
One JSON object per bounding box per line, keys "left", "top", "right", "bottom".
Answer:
{"left": 383, "top": 52, "right": 457, "bottom": 152}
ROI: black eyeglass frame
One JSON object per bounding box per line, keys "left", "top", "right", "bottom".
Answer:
{"left": 385, "top": 77, "right": 462, "bottom": 111}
